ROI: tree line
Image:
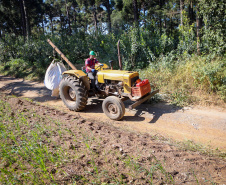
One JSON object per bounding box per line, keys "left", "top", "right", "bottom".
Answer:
{"left": 0, "top": 0, "right": 225, "bottom": 66}
{"left": 0, "top": 0, "right": 225, "bottom": 104}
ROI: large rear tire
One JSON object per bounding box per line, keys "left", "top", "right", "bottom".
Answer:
{"left": 102, "top": 96, "right": 125, "bottom": 121}
{"left": 59, "top": 75, "right": 88, "bottom": 111}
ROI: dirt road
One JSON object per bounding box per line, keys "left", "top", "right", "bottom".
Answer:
{"left": 0, "top": 75, "right": 226, "bottom": 151}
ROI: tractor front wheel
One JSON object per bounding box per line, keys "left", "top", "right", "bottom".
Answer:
{"left": 102, "top": 96, "right": 125, "bottom": 121}
{"left": 59, "top": 75, "right": 88, "bottom": 111}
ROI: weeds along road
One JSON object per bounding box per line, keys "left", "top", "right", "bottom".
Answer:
{"left": 0, "top": 75, "right": 226, "bottom": 151}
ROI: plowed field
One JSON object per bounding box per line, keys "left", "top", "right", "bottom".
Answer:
{"left": 0, "top": 75, "right": 226, "bottom": 184}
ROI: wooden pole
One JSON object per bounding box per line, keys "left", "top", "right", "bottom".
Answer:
{"left": 117, "top": 40, "right": 122, "bottom": 70}
{"left": 47, "top": 39, "right": 77, "bottom": 70}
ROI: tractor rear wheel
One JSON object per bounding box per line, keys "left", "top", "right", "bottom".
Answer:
{"left": 59, "top": 75, "right": 88, "bottom": 111}
{"left": 102, "top": 96, "right": 125, "bottom": 121}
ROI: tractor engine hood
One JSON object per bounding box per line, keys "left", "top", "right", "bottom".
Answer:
{"left": 97, "top": 70, "right": 139, "bottom": 93}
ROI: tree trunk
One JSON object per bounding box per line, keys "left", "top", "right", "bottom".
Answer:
{"left": 188, "top": 1, "right": 194, "bottom": 25}
{"left": 180, "top": 0, "right": 184, "bottom": 26}
{"left": 22, "top": 0, "right": 30, "bottom": 40}
{"left": 196, "top": 9, "right": 200, "bottom": 55}
{"left": 159, "top": 0, "right": 162, "bottom": 35}
{"left": 164, "top": 16, "right": 166, "bottom": 29}
{"left": 106, "top": 0, "right": 111, "bottom": 33}
{"left": 73, "top": 7, "right": 77, "bottom": 32}
{"left": 59, "top": 9, "right": 63, "bottom": 31}
{"left": 133, "top": 0, "right": 139, "bottom": 26}
{"left": 143, "top": 1, "right": 146, "bottom": 28}
{"left": 65, "top": 0, "right": 71, "bottom": 35}
{"left": 50, "top": 16, "right": 53, "bottom": 35}
{"left": 85, "top": 15, "right": 88, "bottom": 33}
{"left": 19, "top": 0, "right": 26, "bottom": 39}
{"left": 42, "top": 16, "right": 45, "bottom": 34}
{"left": 93, "top": 6, "right": 98, "bottom": 32}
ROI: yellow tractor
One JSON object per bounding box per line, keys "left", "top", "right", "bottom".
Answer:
{"left": 48, "top": 39, "right": 159, "bottom": 120}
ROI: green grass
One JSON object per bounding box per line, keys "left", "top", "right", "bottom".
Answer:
{"left": 0, "top": 98, "right": 175, "bottom": 184}
{"left": 176, "top": 140, "right": 226, "bottom": 159}
{"left": 0, "top": 100, "right": 65, "bottom": 184}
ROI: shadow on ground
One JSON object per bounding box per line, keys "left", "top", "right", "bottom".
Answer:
{"left": 84, "top": 98, "right": 182, "bottom": 123}
{"left": 0, "top": 75, "right": 53, "bottom": 100}
{"left": 0, "top": 75, "right": 182, "bottom": 123}
{"left": 124, "top": 100, "right": 182, "bottom": 123}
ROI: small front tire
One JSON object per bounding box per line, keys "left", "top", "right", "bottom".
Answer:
{"left": 102, "top": 96, "right": 125, "bottom": 120}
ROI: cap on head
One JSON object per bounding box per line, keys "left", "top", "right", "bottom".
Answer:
{"left": 89, "top": 51, "right": 96, "bottom": 56}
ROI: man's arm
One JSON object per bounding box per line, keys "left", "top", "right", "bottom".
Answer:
{"left": 95, "top": 59, "right": 103, "bottom": 66}
{"left": 86, "top": 66, "right": 92, "bottom": 71}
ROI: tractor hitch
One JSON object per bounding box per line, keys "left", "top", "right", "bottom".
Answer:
{"left": 129, "top": 89, "right": 159, "bottom": 110}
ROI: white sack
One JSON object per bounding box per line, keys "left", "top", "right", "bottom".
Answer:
{"left": 44, "top": 61, "right": 66, "bottom": 97}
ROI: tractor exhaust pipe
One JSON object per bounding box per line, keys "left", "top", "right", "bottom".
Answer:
{"left": 117, "top": 40, "right": 122, "bottom": 70}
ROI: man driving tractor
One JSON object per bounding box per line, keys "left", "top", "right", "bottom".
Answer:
{"left": 47, "top": 39, "right": 159, "bottom": 121}
{"left": 85, "top": 51, "right": 103, "bottom": 91}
